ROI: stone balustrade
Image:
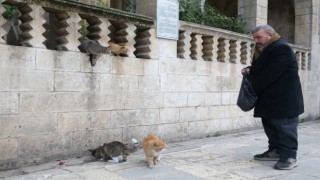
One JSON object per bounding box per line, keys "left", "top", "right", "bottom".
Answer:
{"left": 290, "top": 44, "right": 311, "bottom": 70}
{"left": 0, "top": 1, "right": 312, "bottom": 70}
{"left": 178, "top": 21, "right": 311, "bottom": 70}
{"left": 0, "top": 0, "right": 155, "bottom": 58}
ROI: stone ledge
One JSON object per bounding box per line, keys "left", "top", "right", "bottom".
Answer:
{"left": 2, "top": 0, "right": 155, "bottom": 27}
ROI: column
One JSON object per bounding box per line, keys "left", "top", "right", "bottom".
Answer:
{"left": 238, "top": 0, "right": 268, "bottom": 31}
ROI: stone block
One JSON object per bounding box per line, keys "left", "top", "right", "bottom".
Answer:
{"left": 144, "top": 60, "right": 159, "bottom": 75}
{"left": 124, "top": 125, "right": 159, "bottom": 143}
{"left": 0, "top": 69, "right": 53, "bottom": 91}
{"left": 125, "top": 92, "right": 164, "bottom": 109}
{"left": 195, "top": 107, "right": 209, "bottom": 121}
{"left": 204, "top": 92, "right": 222, "bottom": 106}
{"left": 58, "top": 111, "right": 111, "bottom": 132}
{"left": 230, "top": 92, "right": 239, "bottom": 105}
{"left": 159, "top": 58, "right": 180, "bottom": 74}
{"left": 196, "top": 60, "right": 217, "bottom": 75}
{"left": 184, "top": 75, "right": 207, "bottom": 91}
{"left": 73, "top": 129, "right": 122, "bottom": 150}
{"left": 19, "top": 133, "right": 73, "bottom": 158}
{"left": 0, "top": 45, "right": 35, "bottom": 69}
{"left": 180, "top": 107, "right": 196, "bottom": 122}
{"left": 187, "top": 120, "right": 212, "bottom": 138}
{"left": 160, "top": 108, "right": 180, "bottom": 124}
{"left": 36, "top": 49, "right": 81, "bottom": 71}
{"left": 206, "top": 76, "right": 221, "bottom": 91}
{"left": 0, "top": 114, "right": 57, "bottom": 138}
{"left": 159, "top": 39, "right": 177, "bottom": 58}
{"left": 22, "top": 92, "right": 89, "bottom": 113}
{"left": 208, "top": 106, "right": 225, "bottom": 119}
{"left": 0, "top": 93, "right": 19, "bottom": 115}
{"left": 97, "top": 92, "right": 126, "bottom": 110}
{"left": 164, "top": 93, "right": 188, "bottom": 108}
{"left": 0, "top": 139, "right": 18, "bottom": 160}
{"left": 80, "top": 54, "right": 112, "bottom": 73}
{"left": 160, "top": 74, "right": 185, "bottom": 91}
{"left": 110, "top": 110, "right": 127, "bottom": 128}
{"left": 100, "top": 74, "right": 139, "bottom": 92}
{"left": 188, "top": 93, "right": 205, "bottom": 107}
{"left": 109, "top": 109, "right": 160, "bottom": 128}
{"left": 221, "top": 92, "right": 231, "bottom": 105}
{"left": 111, "top": 57, "right": 144, "bottom": 75}
{"left": 138, "top": 76, "right": 160, "bottom": 91}
{"left": 157, "top": 122, "right": 188, "bottom": 142}
{"left": 55, "top": 72, "right": 100, "bottom": 92}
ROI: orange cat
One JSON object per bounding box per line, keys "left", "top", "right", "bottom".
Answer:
{"left": 108, "top": 41, "right": 129, "bottom": 56}
{"left": 142, "top": 134, "right": 166, "bottom": 168}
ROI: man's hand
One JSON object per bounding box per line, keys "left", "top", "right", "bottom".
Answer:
{"left": 241, "top": 68, "right": 250, "bottom": 75}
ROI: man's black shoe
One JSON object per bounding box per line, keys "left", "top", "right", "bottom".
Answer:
{"left": 254, "top": 149, "right": 280, "bottom": 161}
{"left": 274, "top": 158, "right": 298, "bottom": 170}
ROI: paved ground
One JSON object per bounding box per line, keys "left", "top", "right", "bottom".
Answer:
{"left": 1, "top": 120, "right": 320, "bottom": 180}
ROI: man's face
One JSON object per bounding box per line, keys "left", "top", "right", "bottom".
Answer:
{"left": 252, "top": 29, "right": 272, "bottom": 51}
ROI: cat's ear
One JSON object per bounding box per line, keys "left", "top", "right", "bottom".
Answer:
{"left": 88, "top": 149, "right": 94, "bottom": 153}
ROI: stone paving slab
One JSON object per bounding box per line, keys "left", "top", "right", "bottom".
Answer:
{"left": 1, "top": 121, "right": 320, "bottom": 180}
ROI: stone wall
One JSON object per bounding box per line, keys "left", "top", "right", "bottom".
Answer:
{"left": 0, "top": 0, "right": 319, "bottom": 170}
{"left": 0, "top": 42, "right": 261, "bottom": 170}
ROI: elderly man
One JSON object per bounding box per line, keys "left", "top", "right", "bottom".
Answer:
{"left": 242, "top": 25, "right": 304, "bottom": 170}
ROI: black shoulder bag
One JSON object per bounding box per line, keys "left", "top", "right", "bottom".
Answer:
{"left": 237, "top": 74, "right": 257, "bottom": 111}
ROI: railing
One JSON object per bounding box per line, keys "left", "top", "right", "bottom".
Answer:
{"left": 178, "top": 21, "right": 311, "bottom": 70}
{"left": 0, "top": 0, "right": 312, "bottom": 70}
{"left": 0, "top": 0, "right": 155, "bottom": 59}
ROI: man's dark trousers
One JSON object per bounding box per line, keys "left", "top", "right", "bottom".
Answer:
{"left": 262, "top": 117, "right": 299, "bottom": 159}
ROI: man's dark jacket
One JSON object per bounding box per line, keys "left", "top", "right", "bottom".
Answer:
{"left": 249, "top": 39, "right": 304, "bottom": 118}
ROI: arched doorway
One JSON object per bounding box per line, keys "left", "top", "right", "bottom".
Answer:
{"left": 268, "top": 0, "right": 295, "bottom": 43}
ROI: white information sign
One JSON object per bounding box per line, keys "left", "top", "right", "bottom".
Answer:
{"left": 156, "top": 0, "right": 179, "bottom": 40}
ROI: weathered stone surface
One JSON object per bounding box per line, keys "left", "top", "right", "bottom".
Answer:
{"left": 55, "top": 72, "right": 100, "bottom": 92}
{"left": 0, "top": 45, "right": 35, "bottom": 69}
{"left": 0, "top": 93, "right": 19, "bottom": 115}
{"left": 0, "top": 0, "right": 318, "bottom": 171}
{"left": 0, "top": 69, "right": 53, "bottom": 91}
{"left": 19, "top": 133, "right": 73, "bottom": 157}
{"left": 0, "top": 139, "right": 18, "bottom": 160}
{"left": 36, "top": 49, "right": 81, "bottom": 71}
{"left": 0, "top": 114, "right": 57, "bottom": 138}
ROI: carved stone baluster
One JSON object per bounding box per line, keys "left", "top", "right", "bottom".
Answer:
{"left": 202, "top": 35, "right": 213, "bottom": 61}
{"left": 55, "top": 12, "right": 81, "bottom": 51}
{"left": 134, "top": 26, "right": 151, "bottom": 59}
{"left": 195, "top": 34, "right": 203, "bottom": 60}
{"left": 148, "top": 28, "right": 158, "bottom": 59}
{"left": 0, "top": 4, "right": 6, "bottom": 44}
{"left": 190, "top": 34, "right": 197, "bottom": 60}
{"left": 295, "top": 51, "right": 301, "bottom": 69}
{"left": 229, "top": 40, "right": 237, "bottom": 63}
{"left": 125, "top": 23, "right": 137, "bottom": 58}
{"left": 240, "top": 41, "right": 248, "bottom": 64}
{"left": 82, "top": 15, "right": 111, "bottom": 47}
{"left": 301, "top": 52, "right": 307, "bottom": 70}
{"left": 190, "top": 34, "right": 203, "bottom": 60}
{"left": 211, "top": 36, "right": 219, "bottom": 61}
{"left": 177, "top": 30, "right": 191, "bottom": 59}
{"left": 18, "top": 4, "right": 46, "bottom": 48}
{"left": 249, "top": 43, "right": 255, "bottom": 62}
{"left": 307, "top": 53, "right": 311, "bottom": 70}
{"left": 217, "top": 37, "right": 226, "bottom": 62}
{"left": 109, "top": 20, "right": 133, "bottom": 57}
